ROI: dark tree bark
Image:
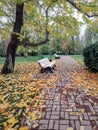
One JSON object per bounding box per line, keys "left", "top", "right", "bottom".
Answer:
{"left": 1, "top": 3, "right": 24, "bottom": 74}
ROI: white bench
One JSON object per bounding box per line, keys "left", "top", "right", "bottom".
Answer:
{"left": 54, "top": 54, "right": 60, "bottom": 59}
{"left": 38, "top": 58, "right": 55, "bottom": 72}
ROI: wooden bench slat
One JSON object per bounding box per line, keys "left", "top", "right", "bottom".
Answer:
{"left": 38, "top": 58, "right": 55, "bottom": 72}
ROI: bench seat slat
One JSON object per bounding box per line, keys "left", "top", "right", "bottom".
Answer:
{"left": 38, "top": 58, "right": 55, "bottom": 69}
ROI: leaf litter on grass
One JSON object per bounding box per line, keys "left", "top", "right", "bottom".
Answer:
{"left": 0, "top": 62, "right": 60, "bottom": 130}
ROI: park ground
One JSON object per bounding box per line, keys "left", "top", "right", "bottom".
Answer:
{"left": 0, "top": 55, "right": 98, "bottom": 130}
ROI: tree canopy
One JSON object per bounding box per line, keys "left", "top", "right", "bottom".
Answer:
{"left": 0, "top": 0, "right": 98, "bottom": 44}
{"left": 0, "top": 0, "right": 98, "bottom": 74}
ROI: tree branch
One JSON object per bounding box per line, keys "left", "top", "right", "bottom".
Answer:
{"left": 19, "top": 0, "right": 58, "bottom": 48}
{"left": 0, "top": 9, "right": 14, "bottom": 23}
{"left": 66, "top": 0, "right": 98, "bottom": 18}
{"left": 19, "top": 36, "right": 49, "bottom": 47}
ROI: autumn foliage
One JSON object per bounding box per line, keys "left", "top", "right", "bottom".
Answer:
{"left": 0, "top": 62, "right": 59, "bottom": 130}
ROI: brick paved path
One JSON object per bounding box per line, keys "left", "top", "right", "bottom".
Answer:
{"left": 34, "top": 56, "right": 98, "bottom": 130}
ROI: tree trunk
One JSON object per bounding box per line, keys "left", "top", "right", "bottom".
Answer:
{"left": 1, "top": 3, "right": 24, "bottom": 74}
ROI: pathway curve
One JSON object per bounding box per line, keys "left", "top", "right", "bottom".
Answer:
{"left": 34, "top": 56, "right": 98, "bottom": 130}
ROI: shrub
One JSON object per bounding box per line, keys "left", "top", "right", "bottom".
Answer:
{"left": 83, "top": 42, "right": 98, "bottom": 72}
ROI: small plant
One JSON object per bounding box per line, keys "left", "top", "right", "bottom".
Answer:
{"left": 83, "top": 42, "right": 98, "bottom": 72}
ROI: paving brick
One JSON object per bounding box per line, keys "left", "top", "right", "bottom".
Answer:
{"left": 38, "top": 124, "right": 48, "bottom": 129}
{"left": 83, "top": 126, "right": 92, "bottom": 130}
{"left": 48, "top": 120, "right": 54, "bottom": 129}
{"left": 72, "top": 106, "right": 77, "bottom": 111}
{"left": 54, "top": 120, "right": 59, "bottom": 130}
{"left": 60, "top": 112, "right": 65, "bottom": 119}
{"left": 65, "top": 112, "right": 69, "bottom": 119}
{"left": 46, "top": 112, "right": 51, "bottom": 119}
{"left": 68, "top": 100, "right": 74, "bottom": 103}
{"left": 52, "top": 111, "right": 59, "bottom": 115}
{"left": 39, "top": 119, "right": 49, "bottom": 124}
{"left": 95, "top": 120, "right": 98, "bottom": 126}
{"left": 56, "top": 106, "right": 60, "bottom": 111}
{"left": 95, "top": 109, "right": 98, "bottom": 112}
{"left": 79, "top": 100, "right": 83, "bottom": 105}
{"left": 46, "top": 108, "right": 51, "bottom": 112}
{"left": 94, "top": 106, "right": 98, "bottom": 109}
{"left": 67, "top": 127, "right": 73, "bottom": 130}
{"left": 89, "top": 105, "right": 95, "bottom": 112}
{"left": 83, "top": 102, "right": 91, "bottom": 106}
{"left": 52, "top": 105, "right": 57, "bottom": 111}
{"left": 71, "top": 95, "right": 74, "bottom": 100}
{"left": 81, "top": 120, "right": 90, "bottom": 125}
{"left": 51, "top": 115, "right": 59, "bottom": 119}
{"left": 70, "top": 116, "right": 78, "bottom": 120}
{"left": 42, "top": 112, "right": 46, "bottom": 118}
{"left": 49, "top": 100, "right": 53, "bottom": 105}
{"left": 83, "top": 112, "right": 89, "bottom": 120}
{"left": 60, "top": 120, "right": 69, "bottom": 125}
{"left": 80, "top": 126, "right": 84, "bottom": 130}
{"left": 70, "top": 120, "right": 75, "bottom": 129}
{"left": 54, "top": 101, "right": 60, "bottom": 105}
{"left": 46, "top": 100, "right": 50, "bottom": 105}
{"left": 60, "top": 125, "right": 69, "bottom": 130}
{"left": 89, "top": 116, "right": 97, "bottom": 120}
{"left": 87, "top": 112, "right": 92, "bottom": 116}
{"left": 75, "top": 120, "right": 80, "bottom": 130}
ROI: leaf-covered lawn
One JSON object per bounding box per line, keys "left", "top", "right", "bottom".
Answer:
{"left": 0, "top": 58, "right": 98, "bottom": 130}
{"left": 0, "top": 62, "right": 59, "bottom": 130}
{"left": 72, "top": 69, "right": 98, "bottom": 97}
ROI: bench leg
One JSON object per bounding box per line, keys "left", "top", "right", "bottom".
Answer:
{"left": 40, "top": 67, "right": 54, "bottom": 73}
{"left": 49, "top": 67, "right": 54, "bottom": 73}
{"left": 40, "top": 68, "right": 44, "bottom": 73}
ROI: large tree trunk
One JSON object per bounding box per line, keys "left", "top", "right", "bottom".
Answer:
{"left": 1, "top": 3, "right": 24, "bottom": 74}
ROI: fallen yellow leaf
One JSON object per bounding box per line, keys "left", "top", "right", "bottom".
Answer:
{"left": 19, "top": 126, "right": 28, "bottom": 130}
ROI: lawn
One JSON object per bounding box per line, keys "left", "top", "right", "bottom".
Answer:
{"left": 70, "top": 55, "right": 84, "bottom": 65}
{"left": 0, "top": 55, "right": 54, "bottom": 64}
{"left": 0, "top": 55, "right": 54, "bottom": 72}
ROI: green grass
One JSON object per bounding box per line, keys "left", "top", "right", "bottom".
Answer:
{"left": 70, "top": 55, "right": 84, "bottom": 64}
{"left": 0, "top": 57, "right": 5, "bottom": 64}
{"left": 0, "top": 55, "right": 54, "bottom": 64}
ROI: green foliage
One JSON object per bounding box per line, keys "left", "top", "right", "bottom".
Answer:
{"left": 41, "top": 45, "right": 51, "bottom": 55}
{"left": 83, "top": 42, "right": 98, "bottom": 72}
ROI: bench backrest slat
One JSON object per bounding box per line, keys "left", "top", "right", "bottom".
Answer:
{"left": 38, "top": 58, "right": 50, "bottom": 68}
